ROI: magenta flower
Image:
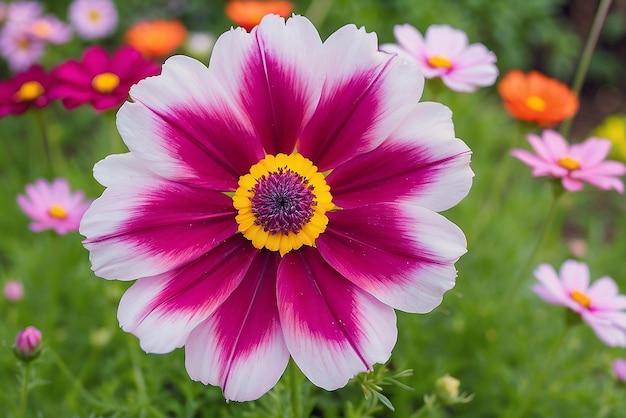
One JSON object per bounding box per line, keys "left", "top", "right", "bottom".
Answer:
{"left": 68, "top": 0, "right": 117, "bottom": 40}
{"left": 80, "top": 15, "right": 473, "bottom": 401}
{"left": 17, "top": 178, "right": 92, "bottom": 235}
{"left": 511, "top": 130, "right": 626, "bottom": 193}
{"left": 613, "top": 359, "right": 626, "bottom": 382}
{"left": 0, "top": 65, "right": 54, "bottom": 117}
{"left": 50, "top": 46, "right": 161, "bottom": 111}
{"left": 534, "top": 260, "right": 626, "bottom": 347}
{"left": 380, "top": 24, "right": 498, "bottom": 92}
{"left": 14, "top": 326, "right": 42, "bottom": 362}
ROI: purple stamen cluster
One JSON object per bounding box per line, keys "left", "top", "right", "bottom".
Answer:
{"left": 250, "top": 168, "right": 316, "bottom": 235}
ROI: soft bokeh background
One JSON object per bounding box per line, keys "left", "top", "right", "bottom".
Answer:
{"left": 1, "top": 0, "right": 626, "bottom": 416}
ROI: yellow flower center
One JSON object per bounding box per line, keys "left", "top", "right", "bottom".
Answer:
{"left": 91, "top": 72, "right": 120, "bottom": 94}
{"left": 557, "top": 155, "right": 581, "bottom": 171}
{"left": 524, "top": 95, "right": 547, "bottom": 112}
{"left": 427, "top": 55, "right": 453, "bottom": 69}
{"left": 48, "top": 204, "right": 68, "bottom": 219}
{"left": 14, "top": 81, "right": 44, "bottom": 102}
{"left": 88, "top": 9, "right": 101, "bottom": 22}
{"left": 570, "top": 290, "right": 591, "bottom": 308}
{"left": 233, "top": 153, "right": 334, "bottom": 256}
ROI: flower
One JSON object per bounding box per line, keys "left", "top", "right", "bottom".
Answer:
{"left": 593, "top": 114, "right": 626, "bottom": 163}
{"left": 511, "top": 130, "right": 626, "bottom": 193}
{"left": 50, "top": 46, "right": 161, "bottom": 111}
{"left": 498, "top": 70, "right": 579, "bottom": 127}
{"left": 27, "top": 15, "right": 73, "bottom": 44}
{"left": 0, "top": 65, "right": 54, "bottom": 117}
{"left": 613, "top": 359, "right": 626, "bottom": 382}
{"left": 4, "top": 279, "right": 24, "bottom": 302}
{"left": 124, "top": 19, "right": 187, "bottom": 59}
{"left": 17, "top": 178, "right": 92, "bottom": 235}
{"left": 68, "top": 0, "right": 117, "bottom": 40}
{"left": 80, "top": 14, "right": 472, "bottom": 401}
{"left": 380, "top": 24, "right": 498, "bottom": 93}
{"left": 0, "top": 22, "right": 46, "bottom": 72}
{"left": 13, "top": 326, "right": 42, "bottom": 362}
{"left": 225, "top": 0, "right": 293, "bottom": 31}
{"left": 431, "top": 374, "right": 473, "bottom": 406}
{"left": 534, "top": 259, "right": 626, "bottom": 347}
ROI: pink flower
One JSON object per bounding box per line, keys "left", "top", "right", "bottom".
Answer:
{"left": 380, "top": 24, "right": 498, "bottom": 92}
{"left": 68, "top": 0, "right": 117, "bottom": 40}
{"left": 534, "top": 259, "right": 626, "bottom": 347}
{"left": 0, "top": 65, "right": 55, "bottom": 117}
{"left": 80, "top": 15, "right": 473, "bottom": 401}
{"left": 0, "top": 23, "right": 45, "bottom": 72}
{"left": 50, "top": 46, "right": 161, "bottom": 111}
{"left": 27, "top": 15, "right": 73, "bottom": 44}
{"left": 17, "top": 178, "right": 92, "bottom": 235}
{"left": 511, "top": 130, "right": 626, "bottom": 193}
{"left": 613, "top": 359, "right": 626, "bottom": 382}
{"left": 14, "top": 326, "right": 42, "bottom": 361}
{"left": 4, "top": 279, "right": 24, "bottom": 302}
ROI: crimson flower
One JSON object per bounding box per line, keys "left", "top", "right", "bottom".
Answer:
{"left": 0, "top": 65, "right": 54, "bottom": 117}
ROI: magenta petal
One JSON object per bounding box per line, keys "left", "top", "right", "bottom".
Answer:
{"left": 185, "top": 251, "right": 289, "bottom": 402}
{"left": 118, "top": 235, "right": 256, "bottom": 354}
{"left": 317, "top": 202, "right": 466, "bottom": 313}
{"left": 277, "top": 248, "right": 397, "bottom": 390}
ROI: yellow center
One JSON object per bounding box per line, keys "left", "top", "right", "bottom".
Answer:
{"left": 524, "top": 95, "right": 547, "bottom": 112}
{"left": 88, "top": 9, "right": 101, "bottom": 22}
{"left": 427, "top": 55, "right": 453, "bottom": 69}
{"left": 233, "top": 153, "right": 334, "bottom": 256}
{"left": 557, "top": 155, "right": 581, "bottom": 171}
{"left": 14, "top": 81, "right": 44, "bottom": 102}
{"left": 91, "top": 72, "right": 120, "bottom": 94}
{"left": 48, "top": 204, "right": 67, "bottom": 219}
{"left": 570, "top": 290, "right": 591, "bottom": 308}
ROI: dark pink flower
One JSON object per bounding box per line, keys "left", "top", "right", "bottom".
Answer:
{"left": 80, "top": 15, "right": 473, "bottom": 401}
{"left": 50, "top": 45, "right": 161, "bottom": 111}
{"left": 0, "top": 64, "right": 54, "bottom": 117}
{"left": 14, "top": 326, "right": 42, "bottom": 362}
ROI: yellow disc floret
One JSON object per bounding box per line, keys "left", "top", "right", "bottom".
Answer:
{"left": 233, "top": 153, "right": 334, "bottom": 256}
{"left": 91, "top": 72, "right": 120, "bottom": 93}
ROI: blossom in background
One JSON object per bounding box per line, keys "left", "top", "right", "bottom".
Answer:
{"left": 4, "top": 279, "right": 24, "bottom": 302}
{"left": 380, "top": 24, "right": 498, "bottom": 93}
{"left": 80, "top": 14, "right": 473, "bottom": 401}
{"left": 593, "top": 114, "right": 626, "bottom": 163}
{"left": 68, "top": 0, "right": 117, "bottom": 40}
{"left": 3, "top": 1, "right": 43, "bottom": 26}
{"left": 0, "top": 22, "right": 46, "bottom": 72}
{"left": 184, "top": 31, "right": 216, "bottom": 61}
{"left": 498, "top": 70, "right": 579, "bottom": 127}
{"left": 27, "top": 14, "right": 73, "bottom": 44}
{"left": 614, "top": 359, "right": 626, "bottom": 382}
{"left": 13, "top": 326, "right": 42, "bottom": 362}
{"left": 124, "top": 19, "right": 187, "bottom": 59}
{"left": 17, "top": 178, "right": 92, "bottom": 235}
{"left": 511, "top": 130, "right": 626, "bottom": 193}
{"left": 225, "top": 0, "right": 293, "bottom": 31}
{"left": 50, "top": 46, "right": 161, "bottom": 111}
{"left": 534, "top": 259, "right": 626, "bottom": 347}
{"left": 0, "top": 65, "right": 55, "bottom": 117}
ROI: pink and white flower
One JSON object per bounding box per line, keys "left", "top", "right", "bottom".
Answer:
{"left": 68, "top": 0, "right": 117, "bottom": 40}
{"left": 511, "top": 129, "right": 626, "bottom": 193}
{"left": 17, "top": 178, "right": 92, "bottom": 235}
{"left": 380, "top": 23, "right": 498, "bottom": 92}
{"left": 534, "top": 259, "right": 626, "bottom": 347}
{"left": 80, "top": 15, "right": 473, "bottom": 401}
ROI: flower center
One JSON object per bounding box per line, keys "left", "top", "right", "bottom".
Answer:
{"left": 524, "top": 95, "right": 547, "bottom": 112}
{"left": 48, "top": 204, "right": 67, "bottom": 219}
{"left": 570, "top": 290, "right": 591, "bottom": 308}
{"left": 31, "top": 20, "right": 52, "bottom": 38}
{"left": 233, "top": 153, "right": 334, "bottom": 256}
{"left": 88, "top": 9, "right": 101, "bottom": 22}
{"left": 91, "top": 72, "right": 120, "bottom": 93}
{"left": 14, "top": 81, "right": 44, "bottom": 102}
{"left": 557, "top": 155, "right": 581, "bottom": 171}
{"left": 427, "top": 55, "right": 453, "bottom": 69}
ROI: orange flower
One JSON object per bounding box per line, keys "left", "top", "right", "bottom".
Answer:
{"left": 225, "top": 1, "right": 293, "bottom": 32}
{"left": 124, "top": 19, "right": 187, "bottom": 59}
{"left": 497, "top": 70, "right": 579, "bottom": 127}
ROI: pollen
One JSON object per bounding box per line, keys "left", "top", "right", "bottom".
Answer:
{"left": 91, "top": 72, "right": 120, "bottom": 93}
{"left": 570, "top": 290, "right": 591, "bottom": 308}
{"left": 557, "top": 155, "right": 581, "bottom": 171}
{"left": 233, "top": 153, "right": 334, "bottom": 256}
{"left": 14, "top": 81, "right": 44, "bottom": 102}
{"left": 427, "top": 55, "right": 453, "bottom": 69}
{"left": 524, "top": 95, "right": 547, "bottom": 112}
{"left": 48, "top": 204, "right": 68, "bottom": 219}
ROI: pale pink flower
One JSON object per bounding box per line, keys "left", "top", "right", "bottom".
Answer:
{"left": 534, "top": 259, "right": 626, "bottom": 347}
{"left": 68, "top": 0, "right": 117, "bottom": 40}
{"left": 613, "top": 358, "right": 626, "bottom": 382}
{"left": 4, "top": 279, "right": 24, "bottom": 302}
{"left": 17, "top": 178, "right": 92, "bottom": 235}
{"left": 380, "top": 23, "right": 498, "bottom": 92}
{"left": 0, "top": 23, "right": 45, "bottom": 72}
{"left": 511, "top": 130, "right": 626, "bottom": 193}
{"left": 27, "top": 15, "right": 73, "bottom": 44}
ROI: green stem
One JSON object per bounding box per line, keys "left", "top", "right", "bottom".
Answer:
{"left": 18, "top": 363, "right": 29, "bottom": 418}
{"left": 34, "top": 109, "right": 54, "bottom": 176}
{"left": 559, "top": 0, "right": 613, "bottom": 138}
{"left": 48, "top": 348, "right": 105, "bottom": 408}
{"left": 289, "top": 360, "right": 304, "bottom": 418}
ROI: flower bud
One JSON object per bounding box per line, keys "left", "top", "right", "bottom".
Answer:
{"left": 613, "top": 358, "right": 626, "bottom": 383}
{"left": 13, "top": 326, "right": 42, "bottom": 362}
{"left": 4, "top": 279, "right": 24, "bottom": 302}
{"left": 433, "top": 374, "right": 474, "bottom": 406}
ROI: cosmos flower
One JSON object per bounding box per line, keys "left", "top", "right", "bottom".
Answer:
{"left": 27, "top": 14, "right": 73, "bottom": 44}
{"left": 0, "top": 23, "right": 46, "bottom": 72}
{"left": 0, "top": 64, "right": 54, "bottom": 117}
{"left": 124, "top": 19, "right": 187, "bottom": 59}
{"left": 17, "top": 178, "right": 92, "bottom": 235}
{"left": 50, "top": 46, "right": 161, "bottom": 111}
{"left": 80, "top": 15, "right": 473, "bottom": 401}
{"left": 380, "top": 23, "right": 498, "bottom": 92}
{"left": 13, "top": 326, "right": 42, "bottom": 362}
{"left": 511, "top": 130, "right": 626, "bottom": 193}
{"left": 68, "top": 0, "right": 117, "bottom": 40}
{"left": 534, "top": 260, "right": 626, "bottom": 347}
{"left": 4, "top": 279, "right": 24, "bottom": 302}
{"left": 498, "top": 70, "right": 579, "bottom": 127}
{"left": 225, "top": 0, "right": 293, "bottom": 31}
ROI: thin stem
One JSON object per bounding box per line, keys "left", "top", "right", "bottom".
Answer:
{"left": 559, "top": 0, "right": 613, "bottom": 138}
{"left": 289, "top": 360, "right": 304, "bottom": 418}
{"left": 34, "top": 109, "right": 54, "bottom": 176}
{"left": 18, "top": 363, "right": 29, "bottom": 418}
{"left": 48, "top": 348, "right": 105, "bottom": 407}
